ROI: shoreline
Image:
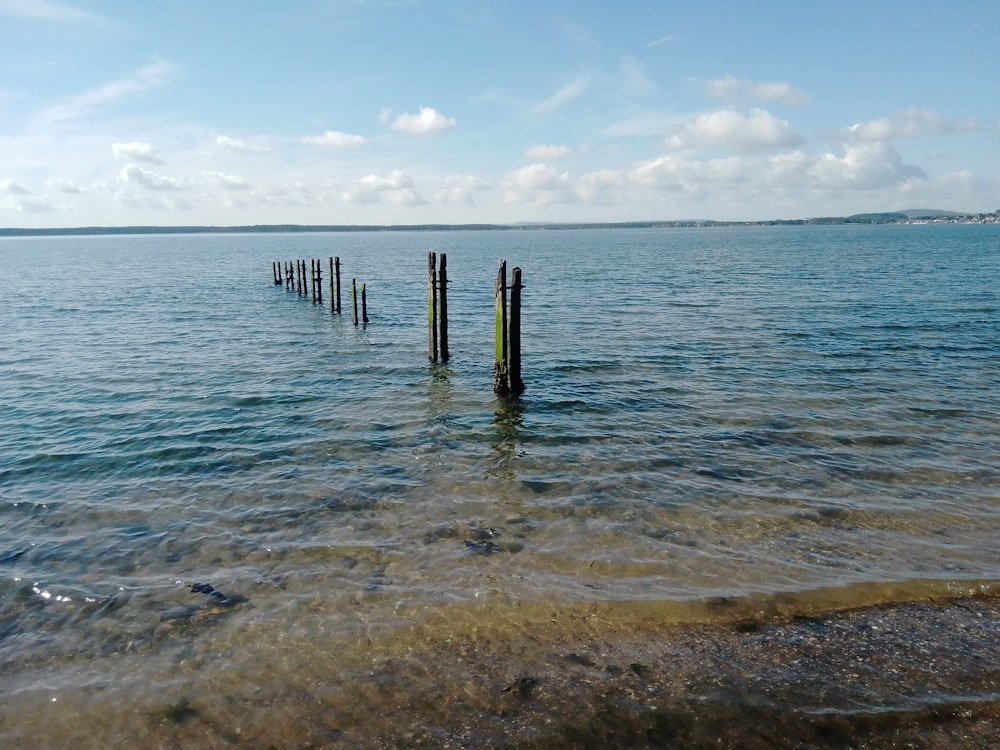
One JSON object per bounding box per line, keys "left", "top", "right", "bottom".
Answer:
{"left": 3, "top": 594, "right": 997, "bottom": 748}
{"left": 1, "top": 215, "right": 998, "bottom": 237}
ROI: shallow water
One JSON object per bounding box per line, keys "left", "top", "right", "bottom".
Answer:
{"left": 1, "top": 225, "right": 998, "bottom": 746}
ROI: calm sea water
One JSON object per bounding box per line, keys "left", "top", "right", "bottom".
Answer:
{"left": 1, "top": 225, "right": 998, "bottom": 745}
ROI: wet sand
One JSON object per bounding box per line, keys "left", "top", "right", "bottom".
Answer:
{"left": 4, "top": 594, "right": 996, "bottom": 749}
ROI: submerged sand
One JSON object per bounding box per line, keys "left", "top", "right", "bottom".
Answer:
{"left": 4, "top": 594, "right": 996, "bottom": 749}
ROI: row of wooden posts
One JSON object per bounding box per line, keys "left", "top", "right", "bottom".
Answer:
{"left": 272, "top": 254, "right": 524, "bottom": 396}
{"left": 272, "top": 257, "right": 368, "bottom": 325}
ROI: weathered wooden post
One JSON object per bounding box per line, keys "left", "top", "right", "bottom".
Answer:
{"left": 272, "top": 262, "right": 282, "bottom": 285}
{"left": 297, "top": 260, "right": 305, "bottom": 296}
{"left": 330, "top": 258, "right": 337, "bottom": 312}
{"left": 508, "top": 266, "right": 524, "bottom": 395}
{"left": 334, "top": 257, "right": 342, "bottom": 313}
{"left": 493, "top": 261, "right": 509, "bottom": 394}
{"left": 285, "top": 261, "right": 293, "bottom": 291}
{"left": 313, "top": 259, "right": 323, "bottom": 304}
{"left": 439, "top": 253, "right": 449, "bottom": 361}
{"left": 428, "top": 252, "right": 450, "bottom": 362}
{"left": 351, "top": 278, "right": 359, "bottom": 326}
{"left": 428, "top": 252, "right": 438, "bottom": 361}
{"left": 493, "top": 260, "right": 524, "bottom": 395}
{"left": 362, "top": 283, "right": 369, "bottom": 324}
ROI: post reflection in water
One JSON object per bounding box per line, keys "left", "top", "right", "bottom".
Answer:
{"left": 490, "top": 397, "right": 525, "bottom": 480}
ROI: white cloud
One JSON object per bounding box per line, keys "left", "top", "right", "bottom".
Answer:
{"left": 844, "top": 108, "right": 980, "bottom": 142}
{"left": 390, "top": 107, "right": 456, "bottom": 135}
{"left": 262, "top": 182, "right": 315, "bottom": 208}
{"left": 666, "top": 108, "right": 805, "bottom": 152}
{"left": 119, "top": 164, "right": 184, "bottom": 190}
{"left": 216, "top": 135, "right": 268, "bottom": 153}
{"left": 343, "top": 170, "right": 425, "bottom": 205}
{"left": 435, "top": 174, "right": 491, "bottom": 205}
{"left": 115, "top": 191, "right": 194, "bottom": 212}
{"left": 703, "top": 76, "right": 809, "bottom": 106}
{"left": 524, "top": 144, "right": 573, "bottom": 161}
{"left": 1, "top": 178, "right": 31, "bottom": 194}
{"left": 576, "top": 169, "right": 625, "bottom": 205}
{"left": 48, "top": 178, "right": 81, "bottom": 193}
{"left": 502, "top": 163, "right": 575, "bottom": 205}
{"left": 112, "top": 142, "right": 163, "bottom": 164}
{"left": 808, "top": 142, "right": 926, "bottom": 189}
{"left": 33, "top": 58, "right": 175, "bottom": 128}
{"left": 203, "top": 171, "right": 250, "bottom": 190}
{"left": 301, "top": 130, "right": 367, "bottom": 148}
{"left": 493, "top": 138, "right": 930, "bottom": 214}
{"left": 603, "top": 113, "right": 688, "bottom": 138}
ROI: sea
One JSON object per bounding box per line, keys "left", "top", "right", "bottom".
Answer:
{"left": 1, "top": 224, "right": 998, "bottom": 747}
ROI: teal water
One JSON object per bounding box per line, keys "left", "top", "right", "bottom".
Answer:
{"left": 1, "top": 225, "right": 998, "bottom": 746}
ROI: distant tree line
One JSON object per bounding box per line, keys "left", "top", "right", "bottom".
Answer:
{"left": 2, "top": 211, "right": 998, "bottom": 237}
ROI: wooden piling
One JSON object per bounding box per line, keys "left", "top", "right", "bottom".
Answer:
{"left": 351, "top": 278, "right": 359, "bottom": 326}
{"left": 427, "top": 252, "right": 450, "bottom": 362}
{"left": 330, "top": 258, "right": 337, "bottom": 313}
{"left": 493, "top": 260, "right": 509, "bottom": 394}
{"left": 508, "top": 266, "right": 524, "bottom": 395}
{"left": 312, "top": 259, "right": 323, "bottom": 304}
{"left": 272, "top": 262, "right": 282, "bottom": 285}
{"left": 439, "top": 253, "right": 449, "bottom": 361}
{"left": 428, "top": 252, "right": 438, "bottom": 361}
{"left": 285, "top": 261, "right": 293, "bottom": 290}
{"left": 493, "top": 260, "right": 524, "bottom": 395}
{"left": 335, "top": 257, "right": 342, "bottom": 313}
{"left": 362, "top": 283, "right": 369, "bottom": 324}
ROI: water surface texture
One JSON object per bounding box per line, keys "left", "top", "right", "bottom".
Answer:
{"left": 1, "top": 225, "right": 998, "bottom": 746}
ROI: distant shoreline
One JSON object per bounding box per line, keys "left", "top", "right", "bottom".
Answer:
{"left": 1, "top": 212, "right": 997, "bottom": 237}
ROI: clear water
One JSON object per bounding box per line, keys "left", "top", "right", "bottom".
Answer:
{"left": 1, "top": 225, "right": 998, "bottom": 745}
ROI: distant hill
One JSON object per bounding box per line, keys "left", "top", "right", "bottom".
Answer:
{"left": 897, "top": 208, "right": 963, "bottom": 219}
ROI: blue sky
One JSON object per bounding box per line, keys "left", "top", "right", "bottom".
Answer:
{"left": 1, "top": 0, "right": 997, "bottom": 228}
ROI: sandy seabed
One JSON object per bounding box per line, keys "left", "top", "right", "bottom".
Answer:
{"left": 2, "top": 595, "right": 997, "bottom": 749}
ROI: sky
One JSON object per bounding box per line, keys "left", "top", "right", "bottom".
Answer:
{"left": 1, "top": 0, "right": 998, "bottom": 228}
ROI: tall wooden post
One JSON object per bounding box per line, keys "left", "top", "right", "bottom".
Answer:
{"left": 329, "top": 258, "right": 335, "bottom": 313}
{"left": 493, "top": 261, "right": 509, "bottom": 394}
{"left": 508, "top": 266, "right": 524, "bottom": 395}
{"left": 335, "top": 257, "right": 342, "bottom": 313}
{"left": 361, "top": 283, "right": 369, "bottom": 324}
{"left": 439, "top": 253, "right": 449, "bottom": 361}
{"left": 272, "top": 262, "right": 282, "bottom": 285}
{"left": 351, "top": 278, "right": 359, "bottom": 326}
{"left": 428, "top": 252, "right": 438, "bottom": 361}
{"left": 286, "top": 261, "right": 293, "bottom": 290}
{"left": 493, "top": 260, "right": 524, "bottom": 395}
{"left": 313, "top": 259, "right": 323, "bottom": 304}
